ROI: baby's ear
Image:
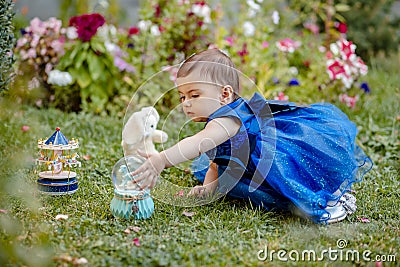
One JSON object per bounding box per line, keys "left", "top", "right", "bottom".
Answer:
{"left": 220, "top": 85, "right": 235, "bottom": 104}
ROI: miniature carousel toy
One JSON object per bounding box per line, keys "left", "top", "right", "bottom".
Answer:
{"left": 36, "top": 127, "right": 81, "bottom": 195}
{"left": 110, "top": 156, "right": 154, "bottom": 219}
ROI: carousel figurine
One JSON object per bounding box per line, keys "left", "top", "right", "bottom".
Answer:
{"left": 36, "top": 127, "right": 81, "bottom": 195}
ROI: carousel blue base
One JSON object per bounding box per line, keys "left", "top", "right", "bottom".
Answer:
{"left": 110, "top": 189, "right": 154, "bottom": 219}
{"left": 37, "top": 178, "right": 78, "bottom": 195}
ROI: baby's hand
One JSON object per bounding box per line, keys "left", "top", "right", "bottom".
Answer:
{"left": 131, "top": 150, "right": 166, "bottom": 189}
{"left": 188, "top": 185, "right": 210, "bottom": 197}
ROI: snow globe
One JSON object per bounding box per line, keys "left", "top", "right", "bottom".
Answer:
{"left": 110, "top": 156, "right": 154, "bottom": 219}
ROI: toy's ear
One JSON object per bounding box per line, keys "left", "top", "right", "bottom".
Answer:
{"left": 122, "top": 110, "right": 145, "bottom": 145}
{"left": 122, "top": 107, "right": 160, "bottom": 145}
{"left": 142, "top": 106, "right": 159, "bottom": 122}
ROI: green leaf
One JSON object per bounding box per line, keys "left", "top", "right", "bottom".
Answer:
{"left": 69, "top": 44, "right": 81, "bottom": 61}
{"left": 76, "top": 68, "right": 92, "bottom": 89}
{"left": 75, "top": 50, "right": 87, "bottom": 69}
{"left": 87, "top": 53, "right": 104, "bottom": 81}
{"left": 335, "top": 4, "right": 350, "bottom": 12}
{"left": 90, "top": 41, "right": 106, "bottom": 54}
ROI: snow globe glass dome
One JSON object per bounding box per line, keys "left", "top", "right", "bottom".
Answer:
{"left": 110, "top": 156, "right": 154, "bottom": 219}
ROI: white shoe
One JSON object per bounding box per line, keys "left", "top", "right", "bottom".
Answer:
{"left": 325, "top": 203, "right": 348, "bottom": 224}
{"left": 325, "top": 193, "right": 357, "bottom": 224}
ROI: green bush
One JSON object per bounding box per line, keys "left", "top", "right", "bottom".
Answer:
{"left": 0, "top": 0, "right": 15, "bottom": 93}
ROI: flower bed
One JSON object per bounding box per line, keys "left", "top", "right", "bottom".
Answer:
{"left": 11, "top": 1, "right": 371, "bottom": 115}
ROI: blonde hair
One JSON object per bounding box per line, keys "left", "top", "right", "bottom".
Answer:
{"left": 177, "top": 49, "right": 240, "bottom": 94}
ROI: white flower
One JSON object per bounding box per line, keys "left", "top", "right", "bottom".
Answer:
{"left": 192, "top": 3, "right": 211, "bottom": 23}
{"left": 247, "top": 0, "right": 261, "bottom": 11}
{"left": 104, "top": 41, "right": 119, "bottom": 54}
{"left": 97, "top": 24, "right": 118, "bottom": 42}
{"left": 243, "top": 21, "right": 255, "bottom": 37}
{"left": 289, "top": 67, "right": 298, "bottom": 76}
{"left": 150, "top": 25, "right": 160, "bottom": 36}
{"left": 272, "top": 10, "right": 280, "bottom": 25}
{"left": 247, "top": 9, "right": 257, "bottom": 18}
{"left": 138, "top": 20, "right": 152, "bottom": 31}
{"left": 66, "top": 27, "right": 78, "bottom": 39}
{"left": 330, "top": 43, "right": 339, "bottom": 55}
{"left": 47, "top": 70, "right": 73, "bottom": 86}
{"left": 98, "top": 0, "right": 109, "bottom": 9}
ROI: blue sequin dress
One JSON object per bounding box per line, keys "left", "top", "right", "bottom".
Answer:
{"left": 191, "top": 92, "right": 372, "bottom": 223}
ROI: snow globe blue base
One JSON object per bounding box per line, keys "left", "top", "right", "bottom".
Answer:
{"left": 110, "top": 156, "right": 154, "bottom": 219}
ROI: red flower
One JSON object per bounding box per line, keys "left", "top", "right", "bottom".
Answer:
{"left": 154, "top": 4, "right": 161, "bottom": 18}
{"left": 158, "top": 25, "right": 165, "bottom": 33}
{"left": 237, "top": 43, "right": 249, "bottom": 63}
{"left": 338, "top": 39, "right": 356, "bottom": 60}
{"left": 69, "top": 13, "right": 105, "bottom": 42}
{"left": 335, "top": 22, "right": 347, "bottom": 34}
{"left": 129, "top": 26, "right": 140, "bottom": 35}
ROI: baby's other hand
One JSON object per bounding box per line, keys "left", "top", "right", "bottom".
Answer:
{"left": 188, "top": 185, "right": 209, "bottom": 197}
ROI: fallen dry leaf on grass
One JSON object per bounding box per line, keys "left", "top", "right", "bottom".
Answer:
{"left": 182, "top": 210, "right": 196, "bottom": 217}
{"left": 124, "top": 226, "right": 141, "bottom": 234}
{"left": 55, "top": 214, "right": 69, "bottom": 220}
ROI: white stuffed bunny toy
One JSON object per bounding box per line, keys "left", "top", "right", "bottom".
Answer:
{"left": 122, "top": 107, "right": 168, "bottom": 157}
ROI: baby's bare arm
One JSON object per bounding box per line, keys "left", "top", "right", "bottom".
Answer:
{"left": 162, "top": 117, "right": 241, "bottom": 167}
{"left": 132, "top": 117, "right": 240, "bottom": 189}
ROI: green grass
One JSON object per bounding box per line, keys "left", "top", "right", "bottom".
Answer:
{"left": 0, "top": 56, "right": 399, "bottom": 266}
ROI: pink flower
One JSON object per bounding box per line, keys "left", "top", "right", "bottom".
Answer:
{"left": 26, "top": 48, "right": 37, "bottom": 59}
{"left": 0, "top": 209, "right": 8, "bottom": 213}
{"left": 114, "top": 57, "right": 136, "bottom": 73}
{"left": 69, "top": 13, "right": 105, "bottom": 42}
{"left": 327, "top": 59, "right": 346, "bottom": 80}
{"left": 358, "top": 217, "right": 370, "bottom": 223}
{"left": 21, "top": 125, "right": 30, "bottom": 132}
{"left": 355, "top": 58, "right": 368, "bottom": 76}
{"left": 27, "top": 17, "right": 47, "bottom": 36}
{"left": 175, "top": 190, "right": 185, "bottom": 197}
{"left": 304, "top": 22, "right": 319, "bottom": 34}
{"left": 16, "top": 37, "right": 28, "bottom": 48}
{"left": 276, "top": 38, "right": 301, "bottom": 53}
{"left": 161, "top": 65, "right": 179, "bottom": 82}
{"left": 225, "top": 36, "right": 234, "bottom": 46}
{"left": 51, "top": 39, "right": 65, "bottom": 54}
{"left": 133, "top": 238, "right": 141, "bottom": 246}
{"left": 274, "top": 92, "right": 288, "bottom": 101}
{"left": 339, "top": 94, "right": 359, "bottom": 108}
{"left": 46, "top": 17, "right": 62, "bottom": 33}
{"left": 337, "top": 39, "right": 356, "bottom": 61}
{"left": 261, "top": 41, "right": 269, "bottom": 49}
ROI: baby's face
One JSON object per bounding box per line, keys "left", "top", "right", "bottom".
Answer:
{"left": 176, "top": 73, "right": 225, "bottom": 122}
